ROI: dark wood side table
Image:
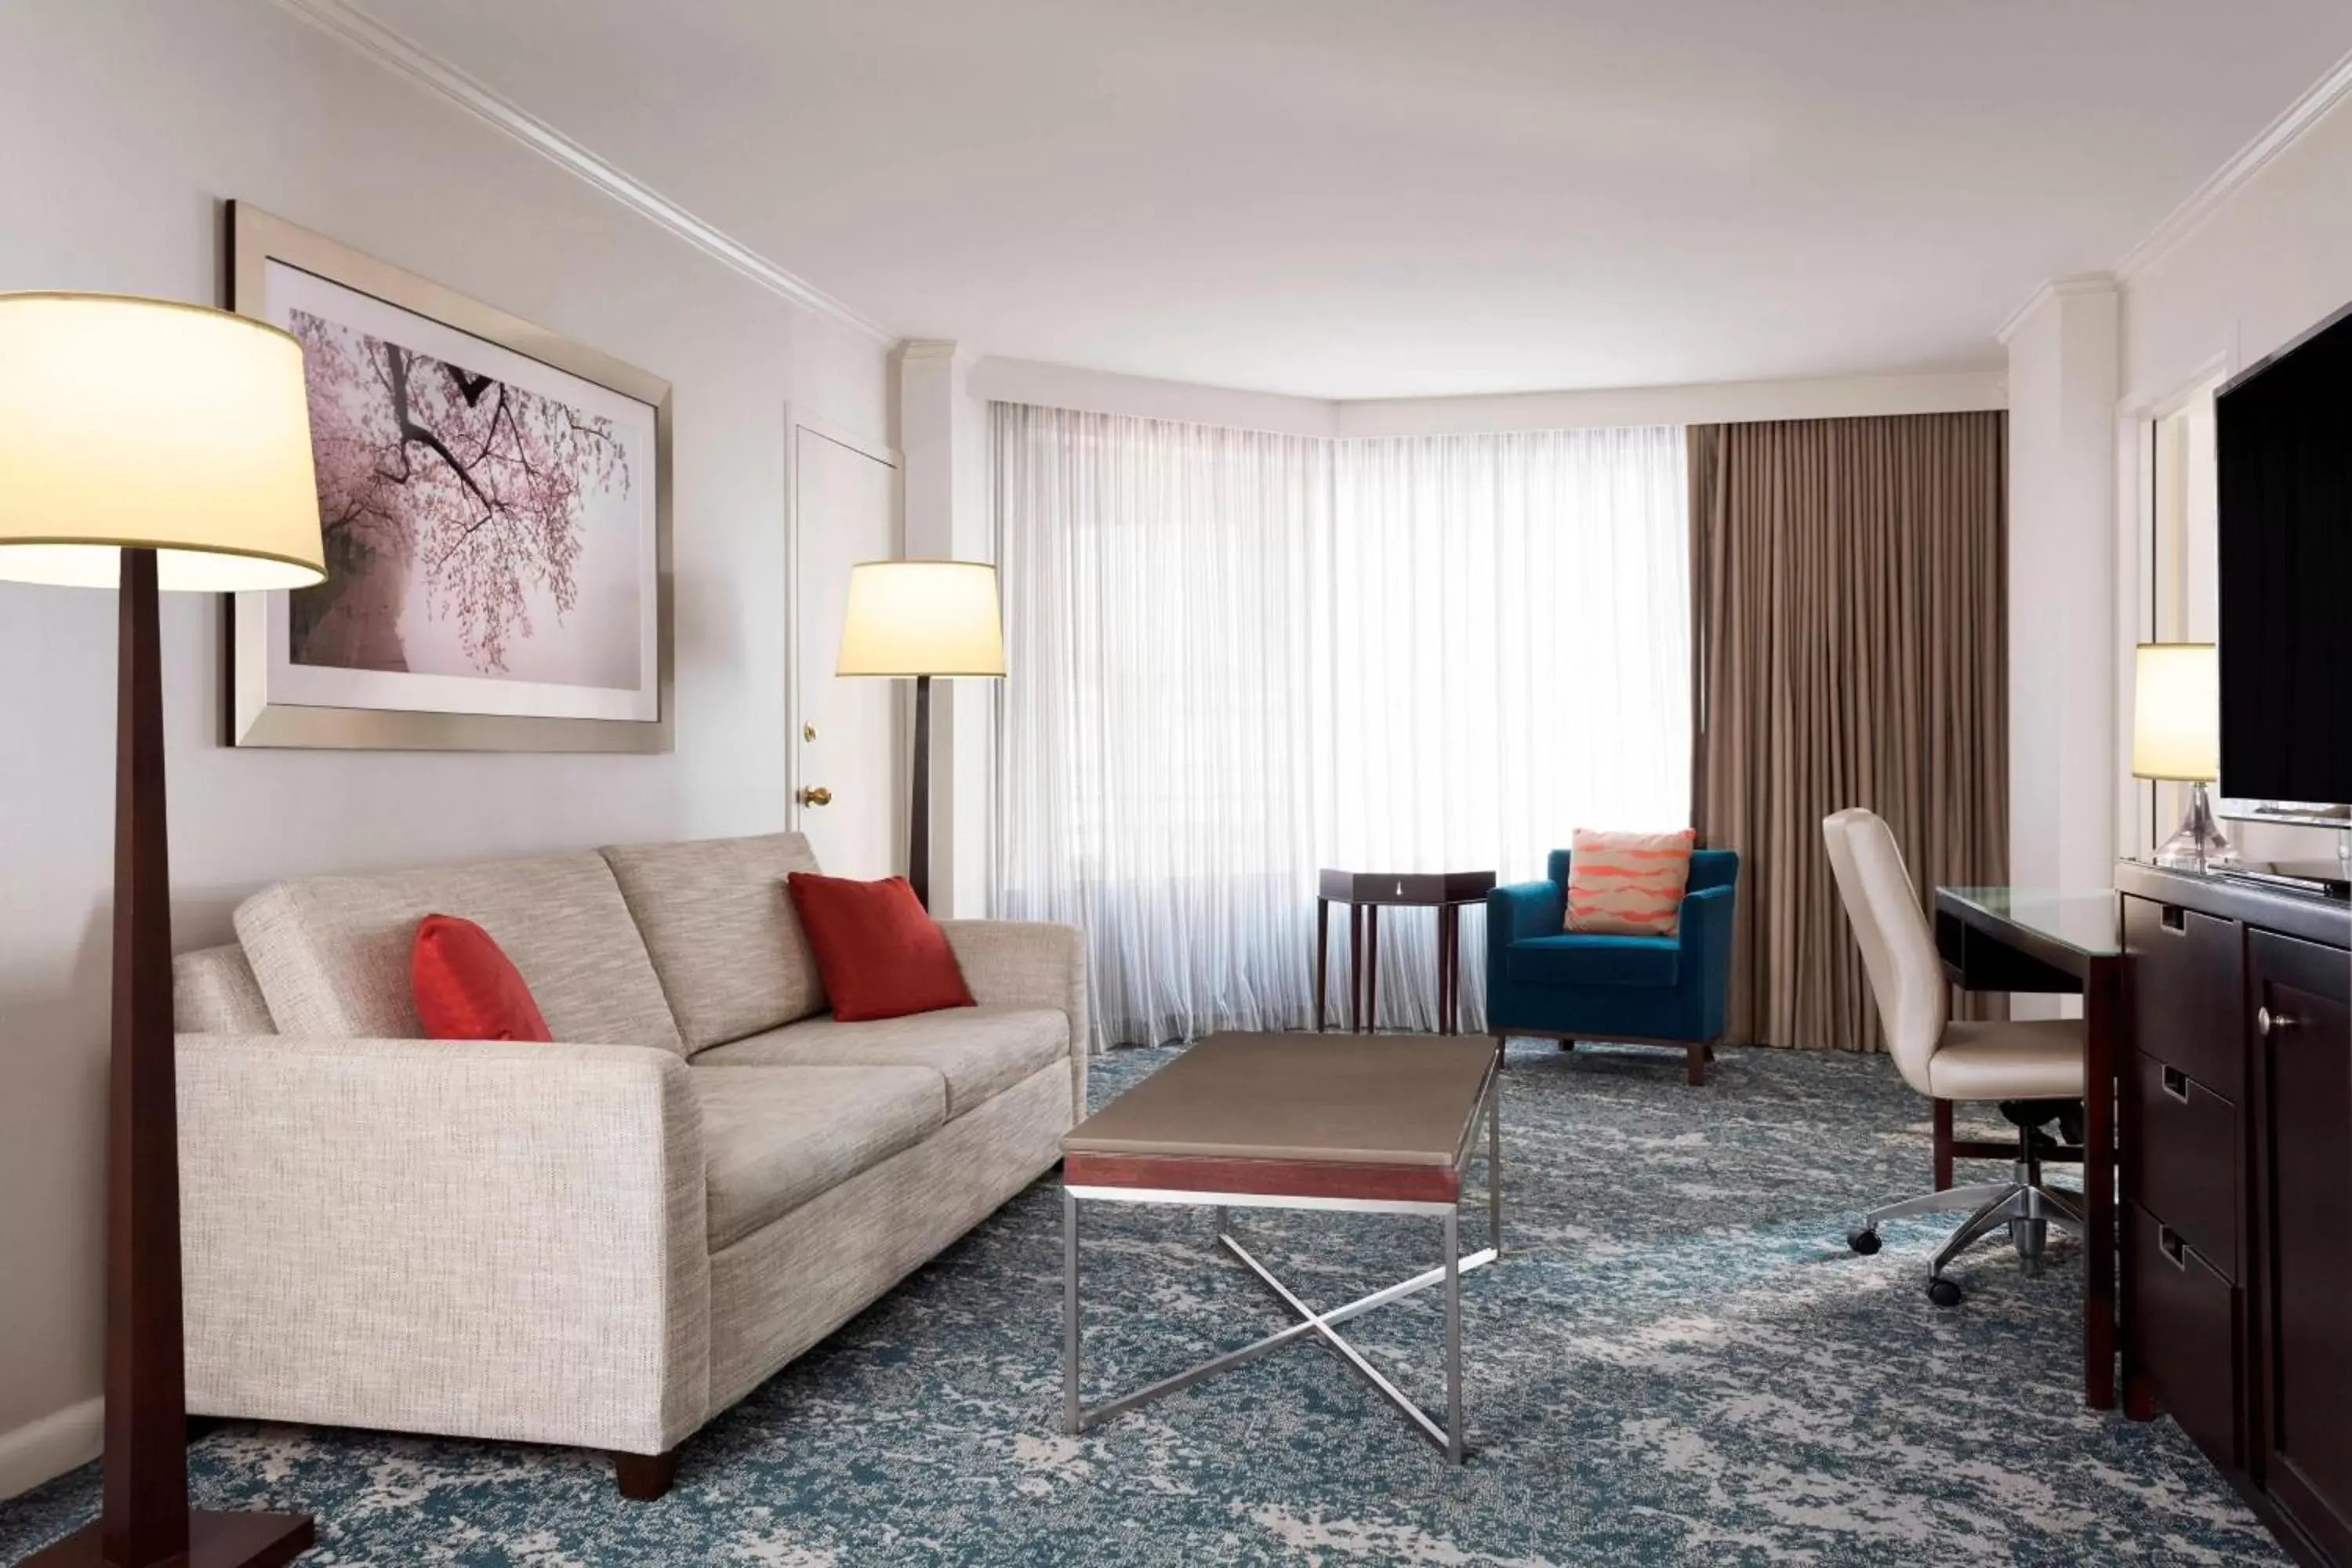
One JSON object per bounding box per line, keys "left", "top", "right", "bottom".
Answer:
{"left": 1317, "top": 869, "right": 1497, "bottom": 1035}
{"left": 1933, "top": 884, "right": 2125, "bottom": 1413}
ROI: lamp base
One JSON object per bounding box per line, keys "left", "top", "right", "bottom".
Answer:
{"left": 2154, "top": 781, "right": 2237, "bottom": 871}
{"left": 20, "top": 1510, "right": 314, "bottom": 1568}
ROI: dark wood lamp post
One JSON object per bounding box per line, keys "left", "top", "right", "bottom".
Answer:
{"left": 1, "top": 294, "right": 326, "bottom": 1568}
{"left": 833, "top": 560, "right": 1005, "bottom": 909}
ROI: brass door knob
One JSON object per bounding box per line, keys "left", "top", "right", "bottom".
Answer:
{"left": 797, "top": 785, "right": 833, "bottom": 808}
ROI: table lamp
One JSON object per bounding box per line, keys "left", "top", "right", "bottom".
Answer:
{"left": 2133, "top": 641, "right": 2234, "bottom": 871}
{"left": 833, "top": 560, "right": 1005, "bottom": 909}
{"left": 0, "top": 294, "right": 325, "bottom": 1568}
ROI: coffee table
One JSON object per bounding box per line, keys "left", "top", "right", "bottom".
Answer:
{"left": 1060, "top": 1032, "right": 1502, "bottom": 1462}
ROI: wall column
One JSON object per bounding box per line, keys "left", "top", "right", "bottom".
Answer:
{"left": 895, "top": 340, "right": 994, "bottom": 917}
{"left": 2001, "top": 278, "right": 2121, "bottom": 1009}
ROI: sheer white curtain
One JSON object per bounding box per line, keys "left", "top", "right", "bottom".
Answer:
{"left": 993, "top": 402, "right": 1688, "bottom": 1048}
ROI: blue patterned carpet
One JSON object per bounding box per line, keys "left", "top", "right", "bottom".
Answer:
{"left": 1, "top": 1041, "right": 2283, "bottom": 1566}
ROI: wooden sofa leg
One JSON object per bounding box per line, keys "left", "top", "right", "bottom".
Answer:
{"left": 1686, "top": 1044, "right": 1707, "bottom": 1087}
{"left": 614, "top": 1446, "right": 681, "bottom": 1501}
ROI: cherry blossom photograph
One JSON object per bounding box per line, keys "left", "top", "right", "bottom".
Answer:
{"left": 230, "top": 205, "right": 670, "bottom": 751}
{"left": 285, "top": 303, "right": 638, "bottom": 689}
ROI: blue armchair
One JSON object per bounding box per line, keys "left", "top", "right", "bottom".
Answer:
{"left": 1485, "top": 848, "right": 1739, "bottom": 1085}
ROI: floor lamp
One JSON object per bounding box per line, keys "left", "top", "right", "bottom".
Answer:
{"left": 833, "top": 560, "right": 1005, "bottom": 909}
{"left": 1, "top": 296, "right": 326, "bottom": 1568}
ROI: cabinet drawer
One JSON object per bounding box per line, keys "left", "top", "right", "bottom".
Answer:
{"left": 2122, "top": 895, "right": 2245, "bottom": 1102}
{"left": 2128, "top": 1203, "right": 2242, "bottom": 1472}
{"left": 2123, "top": 1050, "right": 2240, "bottom": 1282}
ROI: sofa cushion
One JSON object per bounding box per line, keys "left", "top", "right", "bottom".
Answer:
{"left": 692, "top": 1064, "right": 946, "bottom": 1250}
{"left": 234, "top": 851, "right": 685, "bottom": 1053}
{"left": 601, "top": 833, "right": 826, "bottom": 1050}
{"left": 174, "top": 945, "right": 275, "bottom": 1034}
{"left": 693, "top": 1007, "right": 1069, "bottom": 1120}
{"left": 1508, "top": 933, "right": 1681, "bottom": 989}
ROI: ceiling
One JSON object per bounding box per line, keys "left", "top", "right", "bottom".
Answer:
{"left": 347, "top": 0, "right": 2352, "bottom": 400}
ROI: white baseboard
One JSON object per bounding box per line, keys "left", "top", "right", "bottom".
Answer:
{"left": 0, "top": 1396, "right": 101, "bottom": 1501}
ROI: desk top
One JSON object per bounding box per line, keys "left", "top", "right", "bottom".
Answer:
{"left": 1937, "top": 886, "right": 2122, "bottom": 958}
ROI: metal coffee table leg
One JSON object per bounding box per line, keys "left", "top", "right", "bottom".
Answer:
{"left": 1062, "top": 1186, "right": 1497, "bottom": 1461}
{"left": 1487, "top": 1076, "right": 1503, "bottom": 1257}
{"left": 1443, "top": 1207, "right": 1464, "bottom": 1462}
{"left": 1062, "top": 1188, "right": 1080, "bottom": 1436}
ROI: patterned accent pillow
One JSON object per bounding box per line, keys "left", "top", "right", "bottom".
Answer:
{"left": 1564, "top": 828, "right": 1697, "bottom": 936}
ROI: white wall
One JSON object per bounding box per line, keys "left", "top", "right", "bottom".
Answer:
{"left": 0, "top": 0, "right": 890, "bottom": 1495}
{"left": 2117, "top": 77, "right": 2352, "bottom": 866}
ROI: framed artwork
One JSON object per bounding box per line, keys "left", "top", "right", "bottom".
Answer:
{"left": 229, "top": 202, "right": 671, "bottom": 750}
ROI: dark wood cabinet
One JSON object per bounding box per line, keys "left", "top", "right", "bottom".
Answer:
{"left": 2250, "top": 929, "right": 2352, "bottom": 1566}
{"left": 2118, "top": 862, "right": 2350, "bottom": 1568}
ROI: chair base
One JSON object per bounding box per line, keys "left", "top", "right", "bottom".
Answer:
{"left": 1849, "top": 1157, "right": 2084, "bottom": 1307}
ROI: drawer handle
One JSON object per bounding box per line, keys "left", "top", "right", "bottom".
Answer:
{"left": 2258, "top": 1007, "right": 2296, "bottom": 1037}
{"left": 2159, "top": 1065, "right": 2191, "bottom": 1104}
{"left": 2160, "top": 904, "right": 2187, "bottom": 932}
{"left": 2158, "top": 1225, "right": 2188, "bottom": 1271}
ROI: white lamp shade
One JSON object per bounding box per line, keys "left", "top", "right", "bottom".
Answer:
{"left": 836, "top": 559, "right": 1006, "bottom": 677}
{"left": 0, "top": 292, "right": 325, "bottom": 591}
{"left": 2133, "top": 642, "right": 2220, "bottom": 782}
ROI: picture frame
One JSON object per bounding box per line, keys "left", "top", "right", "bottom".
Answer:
{"left": 227, "top": 201, "right": 673, "bottom": 752}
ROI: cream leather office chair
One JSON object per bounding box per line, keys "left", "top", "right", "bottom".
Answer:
{"left": 1821, "top": 808, "right": 2087, "bottom": 1306}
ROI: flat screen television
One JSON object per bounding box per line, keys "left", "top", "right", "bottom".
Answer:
{"left": 2214, "top": 301, "right": 2352, "bottom": 830}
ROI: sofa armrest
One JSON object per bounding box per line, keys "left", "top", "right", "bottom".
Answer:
{"left": 1674, "top": 883, "right": 1738, "bottom": 1038}
{"left": 939, "top": 920, "right": 1090, "bottom": 1117}
{"left": 1487, "top": 880, "right": 1563, "bottom": 945}
{"left": 176, "top": 1033, "right": 710, "bottom": 1455}
{"left": 1485, "top": 880, "right": 1561, "bottom": 1024}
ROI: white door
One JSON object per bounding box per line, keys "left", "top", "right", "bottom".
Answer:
{"left": 791, "top": 421, "right": 900, "bottom": 877}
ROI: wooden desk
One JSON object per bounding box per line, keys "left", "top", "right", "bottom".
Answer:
{"left": 1933, "top": 885, "right": 2124, "bottom": 1412}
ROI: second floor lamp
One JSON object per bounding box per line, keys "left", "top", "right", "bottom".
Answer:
{"left": 835, "top": 559, "right": 1005, "bottom": 909}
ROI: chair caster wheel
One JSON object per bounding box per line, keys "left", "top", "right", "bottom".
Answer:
{"left": 1847, "top": 1228, "right": 1881, "bottom": 1255}
{"left": 1927, "top": 1276, "right": 1964, "bottom": 1308}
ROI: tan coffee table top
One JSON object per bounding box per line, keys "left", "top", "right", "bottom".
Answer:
{"left": 1062, "top": 1033, "right": 1498, "bottom": 1203}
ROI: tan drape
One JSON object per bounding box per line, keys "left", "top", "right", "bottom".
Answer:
{"left": 1690, "top": 412, "right": 2008, "bottom": 1051}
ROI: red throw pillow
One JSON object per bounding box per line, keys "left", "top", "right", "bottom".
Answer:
{"left": 411, "top": 913, "right": 554, "bottom": 1042}
{"left": 785, "top": 873, "right": 976, "bottom": 1022}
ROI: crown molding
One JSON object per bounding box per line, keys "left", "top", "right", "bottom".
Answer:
{"left": 1994, "top": 272, "right": 2118, "bottom": 347}
{"left": 269, "top": 0, "right": 892, "bottom": 344}
{"left": 2115, "top": 46, "right": 2352, "bottom": 285}
{"left": 971, "top": 355, "right": 2005, "bottom": 437}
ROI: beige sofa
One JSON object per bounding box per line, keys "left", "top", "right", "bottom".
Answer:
{"left": 169, "top": 831, "right": 1085, "bottom": 1498}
